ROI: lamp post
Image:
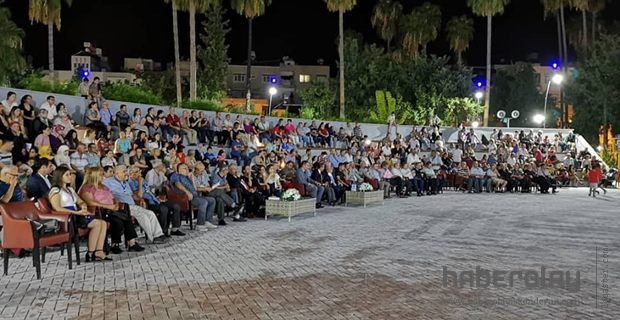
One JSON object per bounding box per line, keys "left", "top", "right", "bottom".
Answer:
{"left": 474, "top": 91, "right": 484, "bottom": 105}
{"left": 268, "top": 87, "right": 277, "bottom": 116}
{"left": 543, "top": 73, "right": 564, "bottom": 128}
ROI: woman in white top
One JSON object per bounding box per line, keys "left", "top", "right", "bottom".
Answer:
{"left": 48, "top": 165, "right": 110, "bottom": 262}
{"left": 0, "top": 91, "right": 18, "bottom": 109}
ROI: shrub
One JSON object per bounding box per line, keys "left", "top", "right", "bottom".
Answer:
{"left": 103, "top": 81, "right": 163, "bottom": 105}
{"left": 18, "top": 73, "right": 79, "bottom": 96}
{"left": 181, "top": 99, "right": 224, "bottom": 112}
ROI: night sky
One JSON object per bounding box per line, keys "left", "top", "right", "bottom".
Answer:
{"left": 5, "top": 0, "right": 620, "bottom": 72}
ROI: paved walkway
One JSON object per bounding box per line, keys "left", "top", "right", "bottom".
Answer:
{"left": 1, "top": 188, "right": 619, "bottom": 320}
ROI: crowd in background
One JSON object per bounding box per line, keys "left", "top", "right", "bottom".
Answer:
{"left": 0, "top": 91, "right": 613, "bottom": 261}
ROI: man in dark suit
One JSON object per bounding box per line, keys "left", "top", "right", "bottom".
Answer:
{"left": 26, "top": 158, "right": 53, "bottom": 199}
{"left": 296, "top": 161, "right": 324, "bottom": 208}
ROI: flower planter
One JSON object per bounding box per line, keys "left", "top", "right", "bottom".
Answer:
{"left": 345, "top": 190, "right": 384, "bottom": 208}
{"left": 265, "top": 198, "right": 317, "bottom": 222}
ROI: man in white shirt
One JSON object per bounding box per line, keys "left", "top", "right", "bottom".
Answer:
{"left": 451, "top": 145, "right": 463, "bottom": 165}
{"left": 468, "top": 161, "right": 485, "bottom": 193}
{"left": 40, "top": 96, "right": 57, "bottom": 121}
{"left": 146, "top": 160, "right": 168, "bottom": 193}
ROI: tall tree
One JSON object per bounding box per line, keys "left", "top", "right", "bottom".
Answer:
{"left": 569, "top": 0, "right": 589, "bottom": 51}
{"left": 445, "top": 15, "right": 474, "bottom": 65}
{"left": 28, "top": 0, "right": 72, "bottom": 75}
{"left": 568, "top": 34, "right": 620, "bottom": 145}
{"left": 324, "top": 0, "right": 357, "bottom": 119}
{"left": 198, "top": 2, "right": 230, "bottom": 97}
{"left": 0, "top": 0, "right": 26, "bottom": 85}
{"left": 175, "top": 0, "right": 215, "bottom": 101}
{"left": 165, "top": 0, "right": 183, "bottom": 106}
{"left": 400, "top": 2, "right": 441, "bottom": 58}
{"left": 466, "top": 0, "right": 511, "bottom": 127}
{"left": 371, "top": 0, "right": 402, "bottom": 52}
{"left": 589, "top": 0, "right": 606, "bottom": 44}
{"left": 542, "top": 0, "right": 569, "bottom": 126}
{"left": 231, "top": 0, "right": 271, "bottom": 112}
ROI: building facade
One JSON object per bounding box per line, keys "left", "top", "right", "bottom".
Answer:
{"left": 226, "top": 59, "right": 330, "bottom": 106}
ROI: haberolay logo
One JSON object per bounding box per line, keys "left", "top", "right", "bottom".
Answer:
{"left": 442, "top": 266, "right": 581, "bottom": 292}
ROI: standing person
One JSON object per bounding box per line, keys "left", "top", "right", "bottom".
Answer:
{"left": 88, "top": 77, "right": 103, "bottom": 106}
{"left": 103, "top": 165, "right": 166, "bottom": 243}
{"left": 48, "top": 166, "right": 110, "bottom": 262}
{"left": 18, "top": 95, "right": 36, "bottom": 140}
{"left": 588, "top": 163, "right": 603, "bottom": 197}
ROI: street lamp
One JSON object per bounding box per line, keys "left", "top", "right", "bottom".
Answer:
{"left": 474, "top": 91, "right": 484, "bottom": 104}
{"left": 268, "top": 87, "right": 277, "bottom": 116}
{"left": 543, "top": 73, "right": 564, "bottom": 128}
{"left": 533, "top": 114, "right": 545, "bottom": 125}
{"left": 471, "top": 121, "right": 479, "bottom": 128}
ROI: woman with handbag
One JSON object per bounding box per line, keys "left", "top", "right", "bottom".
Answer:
{"left": 48, "top": 165, "right": 110, "bottom": 262}
{"left": 79, "top": 167, "right": 144, "bottom": 254}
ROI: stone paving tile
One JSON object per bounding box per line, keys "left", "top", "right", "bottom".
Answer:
{"left": 0, "top": 188, "right": 619, "bottom": 319}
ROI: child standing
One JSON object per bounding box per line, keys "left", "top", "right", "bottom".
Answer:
{"left": 588, "top": 163, "right": 602, "bottom": 197}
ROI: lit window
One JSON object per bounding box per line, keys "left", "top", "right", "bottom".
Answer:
{"left": 233, "top": 74, "right": 246, "bottom": 83}
{"left": 299, "top": 74, "right": 311, "bottom": 83}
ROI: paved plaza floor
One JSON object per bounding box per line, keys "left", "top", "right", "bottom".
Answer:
{"left": 1, "top": 188, "right": 619, "bottom": 320}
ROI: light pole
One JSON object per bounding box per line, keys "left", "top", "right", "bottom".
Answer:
{"left": 268, "top": 87, "right": 277, "bottom": 116}
{"left": 543, "top": 73, "right": 564, "bottom": 128}
{"left": 474, "top": 91, "right": 484, "bottom": 105}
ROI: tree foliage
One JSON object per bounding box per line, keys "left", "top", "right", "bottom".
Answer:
{"left": 0, "top": 0, "right": 26, "bottom": 85}
{"left": 198, "top": 2, "right": 230, "bottom": 99}
{"left": 299, "top": 80, "right": 336, "bottom": 120}
{"left": 400, "top": 2, "right": 441, "bottom": 58}
{"left": 341, "top": 33, "right": 472, "bottom": 124}
{"left": 371, "top": 0, "right": 402, "bottom": 51}
{"left": 490, "top": 62, "right": 547, "bottom": 127}
{"left": 445, "top": 15, "right": 474, "bottom": 64}
{"left": 567, "top": 34, "right": 620, "bottom": 144}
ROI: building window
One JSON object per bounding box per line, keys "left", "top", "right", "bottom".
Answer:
{"left": 233, "top": 74, "right": 246, "bottom": 83}
{"left": 262, "top": 75, "right": 270, "bottom": 83}
{"left": 299, "top": 74, "right": 311, "bottom": 83}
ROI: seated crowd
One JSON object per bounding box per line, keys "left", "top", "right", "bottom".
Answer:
{"left": 0, "top": 90, "right": 607, "bottom": 263}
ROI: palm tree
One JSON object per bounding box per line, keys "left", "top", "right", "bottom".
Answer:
{"left": 445, "top": 15, "right": 474, "bottom": 65}
{"left": 569, "top": 0, "right": 589, "bottom": 50}
{"left": 176, "top": 0, "right": 216, "bottom": 102}
{"left": 324, "top": 0, "right": 357, "bottom": 119}
{"left": 371, "top": 0, "right": 402, "bottom": 52}
{"left": 466, "top": 0, "right": 510, "bottom": 127}
{"left": 28, "top": 0, "right": 72, "bottom": 75}
{"left": 165, "top": 0, "right": 183, "bottom": 106}
{"left": 0, "top": 0, "right": 26, "bottom": 85}
{"left": 231, "top": 0, "right": 271, "bottom": 113}
{"left": 589, "top": 0, "right": 606, "bottom": 44}
{"left": 400, "top": 3, "right": 441, "bottom": 58}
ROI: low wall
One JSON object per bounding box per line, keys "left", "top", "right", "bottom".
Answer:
{"left": 0, "top": 87, "right": 578, "bottom": 143}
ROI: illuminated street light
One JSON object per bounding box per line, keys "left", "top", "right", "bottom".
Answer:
{"left": 268, "top": 87, "right": 277, "bottom": 116}
{"left": 543, "top": 73, "right": 564, "bottom": 128}
{"left": 474, "top": 91, "right": 483, "bottom": 104}
{"left": 471, "top": 121, "right": 479, "bottom": 128}
{"left": 533, "top": 114, "right": 545, "bottom": 125}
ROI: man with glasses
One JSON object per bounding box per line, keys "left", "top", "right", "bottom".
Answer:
{"left": 103, "top": 165, "right": 166, "bottom": 243}
{"left": 0, "top": 165, "right": 24, "bottom": 204}
{"left": 128, "top": 166, "right": 185, "bottom": 237}
{"left": 170, "top": 163, "right": 218, "bottom": 231}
